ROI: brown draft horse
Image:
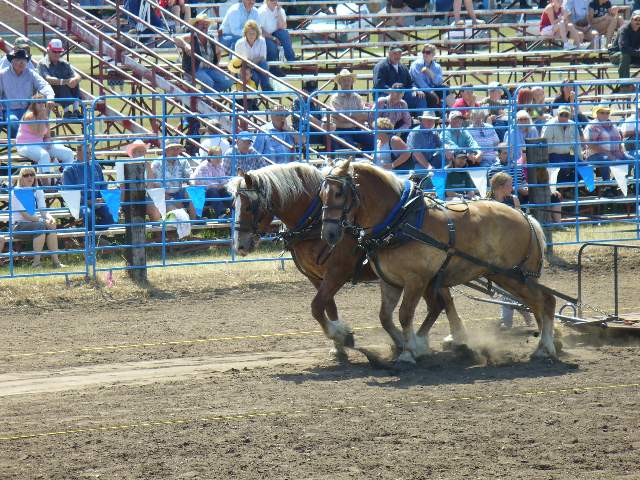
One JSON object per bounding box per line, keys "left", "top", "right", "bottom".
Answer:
{"left": 320, "top": 159, "right": 557, "bottom": 364}
{"left": 227, "top": 162, "right": 468, "bottom": 358}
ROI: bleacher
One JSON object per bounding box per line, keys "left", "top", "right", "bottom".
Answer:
{"left": 0, "top": 0, "right": 639, "bottom": 273}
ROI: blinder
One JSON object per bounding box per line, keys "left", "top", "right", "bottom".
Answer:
{"left": 234, "top": 186, "right": 266, "bottom": 236}
{"left": 321, "top": 174, "right": 360, "bottom": 230}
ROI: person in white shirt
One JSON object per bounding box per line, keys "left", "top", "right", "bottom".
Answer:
{"left": 234, "top": 20, "right": 274, "bottom": 91}
{"left": 257, "top": 0, "right": 296, "bottom": 62}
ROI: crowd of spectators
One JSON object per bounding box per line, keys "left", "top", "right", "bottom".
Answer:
{"left": 2, "top": 0, "right": 640, "bottom": 268}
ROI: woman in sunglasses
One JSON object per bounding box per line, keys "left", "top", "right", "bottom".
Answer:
{"left": 10, "top": 167, "right": 65, "bottom": 268}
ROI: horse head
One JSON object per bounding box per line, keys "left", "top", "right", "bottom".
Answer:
{"left": 320, "top": 158, "right": 360, "bottom": 246}
{"left": 229, "top": 171, "right": 274, "bottom": 256}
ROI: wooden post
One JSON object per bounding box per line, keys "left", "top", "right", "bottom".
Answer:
{"left": 525, "top": 137, "right": 553, "bottom": 257}
{"left": 124, "top": 162, "right": 148, "bottom": 285}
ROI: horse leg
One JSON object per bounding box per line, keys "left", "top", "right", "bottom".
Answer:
{"left": 397, "top": 279, "right": 428, "bottom": 364}
{"left": 492, "top": 277, "right": 557, "bottom": 359}
{"left": 439, "top": 288, "right": 468, "bottom": 346}
{"left": 310, "top": 276, "right": 354, "bottom": 355}
{"left": 379, "top": 281, "right": 404, "bottom": 353}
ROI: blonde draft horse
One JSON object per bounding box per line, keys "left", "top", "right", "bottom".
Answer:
{"left": 319, "top": 159, "right": 556, "bottom": 364}
{"left": 227, "top": 162, "right": 468, "bottom": 359}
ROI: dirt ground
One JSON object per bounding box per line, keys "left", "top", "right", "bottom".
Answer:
{"left": 1, "top": 258, "right": 640, "bottom": 480}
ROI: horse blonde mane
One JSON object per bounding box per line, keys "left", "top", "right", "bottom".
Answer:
{"left": 348, "top": 160, "right": 403, "bottom": 196}
{"left": 227, "top": 162, "right": 324, "bottom": 210}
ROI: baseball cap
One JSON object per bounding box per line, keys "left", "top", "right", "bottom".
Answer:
{"left": 48, "top": 39, "right": 64, "bottom": 53}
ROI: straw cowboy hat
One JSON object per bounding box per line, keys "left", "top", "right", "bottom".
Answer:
{"left": 190, "top": 13, "right": 214, "bottom": 25}
{"left": 125, "top": 139, "right": 149, "bottom": 157}
{"left": 228, "top": 57, "right": 244, "bottom": 75}
{"left": 164, "top": 142, "right": 184, "bottom": 151}
{"left": 334, "top": 69, "right": 356, "bottom": 83}
{"left": 592, "top": 105, "right": 611, "bottom": 116}
{"left": 419, "top": 111, "right": 440, "bottom": 121}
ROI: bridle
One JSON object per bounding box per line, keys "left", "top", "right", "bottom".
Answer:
{"left": 234, "top": 186, "right": 266, "bottom": 236}
{"left": 321, "top": 173, "right": 361, "bottom": 233}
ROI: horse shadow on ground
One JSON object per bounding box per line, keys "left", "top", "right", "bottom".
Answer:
{"left": 275, "top": 341, "right": 579, "bottom": 390}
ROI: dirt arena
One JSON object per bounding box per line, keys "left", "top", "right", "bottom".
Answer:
{"left": 1, "top": 255, "right": 640, "bottom": 479}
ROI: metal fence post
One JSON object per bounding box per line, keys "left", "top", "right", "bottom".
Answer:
{"left": 525, "top": 137, "right": 553, "bottom": 256}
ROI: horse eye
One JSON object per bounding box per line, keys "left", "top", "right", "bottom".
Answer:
{"left": 335, "top": 190, "right": 343, "bottom": 198}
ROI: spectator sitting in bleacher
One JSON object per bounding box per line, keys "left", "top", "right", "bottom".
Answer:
{"left": 149, "top": 142, "right": 196, "bottom": 219}
{"left": 620, "top": 109, "right": 639, "bottom": 157}
{"left": 221, "top": 0, "right": 260, "bottom": 49}
{"left": 609, "top": 10, "right": 640, "bottom": 83}
{"left": 481, "top": 82, "right": 509, "bottom": 142}
{"left": 198, "top": 121, "right": 231, "bottom": 158}
{"left": 541, "top": 105, "right": 584, "bottom": 183}
{"left": 224, "top": 131, "right": 271, "bottom": 173}
{"left": 539, "top": 0, "right": 586, "bottom": 50}
{"left": 228, "top": 57, "right": 260, "bottom": 111}
{"left": 488, "top": 143, "right": 528, "bottom": 197}
{"left": 467, "top": 109, "right": 499, "bottom": 167}
{"left": 175, "top": 13, "right": 232, "bottom": 93}
{"left": 584, "top": 104, "right": 630, "bottom": 189}
{"left": 374, "top": 117, "right": 412, "bottom": 171}
{"left": 38, "top": 39, "right": 83, "bottom": 120}
{"left": 373, "top": 47, "right": 426, "bottom": 116}
{"left": 507, "top": 110, "right": 538, "bottom": 165}
{"left": 530, "top": 86, "right": 552, "bottom": 130}
{"left": 191, "top": 146, "right": 232, "bottom": 218}
{"left": 442, "top": 110, "right": 481, "bottom": 166}
{"left": 0, "top": 49, "right": 54, "bottom": 138}
{"left": 407, "top": 111, "right": 445, "bottom": 172}
{"left": 409, "top": 44, "right": 447, "bottom": 109}
{"left": 125, "top": 0, "right": 163, "bottom": 33}
{"left": 157, "top": 0, "right": 191, "bottom": 29}
{"left": 16, "top": 94, "right": 74, "bottom": 186}
{"left": 588, "top": 0, "right": 623, "bottom": 45}
{"left": 452, "top": 84, "right": 480, "bottom": 124}
{"left": 564, "top": 0, "right": 593, "bottom": 41}
{"left": 550, "top": 80, "right": 589, "bottom": 126}
{"left": 0, "top": 37, "right": 35, "bottom": 70}
{"left": 62, "top": 145, "right": 112, "bottom": 229}
{"left": 445, "top": 153, "right": 477, "bottom": 200}
{"left": 453, "top": 0, "right": 480, "bottom": 25}
{"left": 10, "top": 167, "right": 65, "bottom": 268}
{"left": 253, "top": 106, "right": 298, "bottom": 164}
{"left": 258, "top": 0, "right": 296, "bottom": 63}
{"left": 234, "top": 20, "right": 274, "bottom": 91}
{"left": 326, "top": 69, "right": 373, "bottom": 152}
{"left": 373, "top": 83, "right": 412, "bottom": 133}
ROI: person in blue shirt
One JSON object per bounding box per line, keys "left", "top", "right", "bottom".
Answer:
{"left": 507, "top": 110, "right": 539, "bottom": 165}
{"left": 441, "top": 110, "right": 481, "bottom": 165}
{"left": 61, "top": 145, "right": 112, "bottom": 229}
{"left": 253, "top": 108, "right": 298, "bottom": 164}
{"left": 220, "top": 0, "right": 260, "bottom": 49}
{"left": 409, "top": 43, "right": 447, "bottom": 109}
{"left": 407, "top": 111, "right": 445, "bottom": 171}
{"left": 224, "top": 131, "right": 271, "bottom": 173}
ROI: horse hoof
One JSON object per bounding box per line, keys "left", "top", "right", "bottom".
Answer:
{"left": 442, "top": 338, "right": 454, "bottom": 351}
{"left": 343, "top": 332, "right": 355, "bottom": 348}
{"left": 396, "top": 351, "right": 416, "bottom": 365}
{"left": 329, "top": 347, "right": 349, "bottom": 362}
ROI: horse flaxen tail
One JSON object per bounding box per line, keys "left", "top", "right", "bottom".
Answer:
{"left": 228, "top": 162, "right": 468, "bottom": 360}
{"left": 320, "top": 159, "right": 557, "bottom": 364}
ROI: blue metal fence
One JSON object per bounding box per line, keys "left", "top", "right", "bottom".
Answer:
{"left": 1, "top": 83, "right": 639, "bottom": 280}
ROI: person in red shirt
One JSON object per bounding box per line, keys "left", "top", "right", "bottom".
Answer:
{"left": 157, "top": 0, "right": 191, "bottom": 27}
{"left": 452, "top": 83, "right": 479, "bottom": 123}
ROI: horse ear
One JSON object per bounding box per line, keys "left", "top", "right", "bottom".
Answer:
{"left": 242, "top": 171, "right": 252, "bottom": 187}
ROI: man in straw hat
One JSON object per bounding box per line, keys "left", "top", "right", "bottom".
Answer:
{"left": 407, "top": 111, "right": 445, "bottom": 172}
{"left": 326, "top": 68, "right": 373, "bottom": 151}
{"left": 0, "top": 49, "right": 54, "bottom": 138}
{"left": 175, "top": 13, "right": 232, "bottom": 92}
{"left": 373, "top": 47, "right": 427, "bottom": 115}
{"left": 584, "top": 104, "right": 630, "bottom": 186}
{"left": 610, "top": 10, "right": 640, "bottom": 81}
{"left": 220, "top": 0, "right": 260, "bottom": 49}
{"left": 148, "top": 141, "right": 196, "bottom": 219}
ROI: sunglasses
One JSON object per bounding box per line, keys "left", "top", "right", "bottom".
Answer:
{"left": 23, "top": 173, "right": 35, "bottom": 177}
{"left": 423, "top": 51, "right": 434, "bottom": 55}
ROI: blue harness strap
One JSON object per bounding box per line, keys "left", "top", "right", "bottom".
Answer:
{"left": 371, "top": 179, "right": 413, "bottom": 235}
{"left": 293, "top": 195, "right": 321, "bottom": 230}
